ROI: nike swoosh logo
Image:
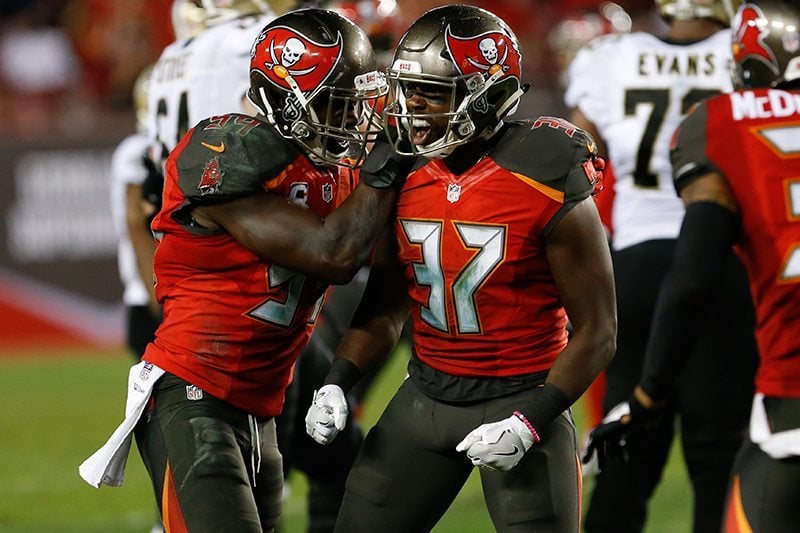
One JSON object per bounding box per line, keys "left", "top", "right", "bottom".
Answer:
{"left": 201, "top": 141, "right": 225, "bottom": 153}
{"left": 491, "top": 445, "right": 520, "bottom": 457}
{"left": 587, "top": 141, "right": 597, "bottom": 154}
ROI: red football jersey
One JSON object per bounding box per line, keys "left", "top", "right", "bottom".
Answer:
{"left": 673, "top": 89, "right": 800, "bottom": 398}
{"left": 395, "top": 119, "right": 596, "bottom": 378}
{"left": 144, "top": 114, "right": 351, "bottom": 417}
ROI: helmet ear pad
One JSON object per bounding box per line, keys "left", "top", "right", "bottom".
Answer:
{"left": 467, "top": 76, "right": 522, "bottom": 135}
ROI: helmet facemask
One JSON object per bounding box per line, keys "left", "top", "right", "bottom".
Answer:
{"left": 656, "top": 0, "right": 739, "bottom": 24}
{"left": 171, "top": 0, "right": 273, "bottom": 39}
{"left": 384, "top": 62, "right": 520, "bottom": 158}
{"left": 382, "top": 6, "right": 525, "bottom": 159}
{"left": 250, "top": 69, "right": 388, "bottom": 168}
{"left": 248, "top": 9, "right": 389, "bottom": 169}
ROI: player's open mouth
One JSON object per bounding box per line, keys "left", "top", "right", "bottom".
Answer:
{"left": 412, "top": 119, "right": 431, "bottom": 145}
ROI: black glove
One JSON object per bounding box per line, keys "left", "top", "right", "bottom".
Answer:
{"left": 359, "top": 138, "right": 417, "bottom": 189}
{"left": 582, "top": 387, "right": 665, "bottom": 470}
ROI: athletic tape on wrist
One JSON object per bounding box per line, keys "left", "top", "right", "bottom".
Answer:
{"left": 322, "top": 358, "right": 362, "bottom": 393}
{"left": 517, "top": 383, "right": 570, "bottom": 437}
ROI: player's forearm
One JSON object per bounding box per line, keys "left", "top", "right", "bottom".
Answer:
{"left": 126, "top": 187, "right": 160, "bottom": 311}
{"left": 313, "top": 185, "right": 398, "bottom": 284}
{"left": 325, "top": 321, "right": 403, "bottom": 393}
{"left": 547, "top": 317, "right": 616, "bottom": 404}
{"left": 639, "top": 201, "right": 738, "bottom": 400}
{"left": 324, "top": 261, "right": 409, "bottom": 391}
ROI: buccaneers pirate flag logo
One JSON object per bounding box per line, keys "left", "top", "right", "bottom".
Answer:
{"left": 251, "top": 26, "right": 343, "bottom": 93}
{"left": 444, "top": 26, "right": 521, "bottom": 80}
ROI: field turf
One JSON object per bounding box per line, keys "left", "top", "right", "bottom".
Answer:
{"left": 0, "top": 344, "right": 691, "bottom": 532}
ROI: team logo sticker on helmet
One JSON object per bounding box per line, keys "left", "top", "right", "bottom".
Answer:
{"left": 251, "top": 26, "right": 343, "bottom": 93}
{"left": 734, "top": 4, "right": 779, "bottom": 74}
{"left": 444, "top": 27, "right": 521, "bottom": 79}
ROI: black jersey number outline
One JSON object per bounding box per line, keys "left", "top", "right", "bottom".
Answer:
{"left": 625, "top": 88, "right": 720, "bottom": 187}
{"left": 155, "top": 90, "right": 189, "bottom": 161}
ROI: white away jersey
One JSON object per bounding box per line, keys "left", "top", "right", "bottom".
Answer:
{"left": 565, "top": 30, "right": 733, "bottom": 250}
{"left": 110, "top": 132, "right": 151, "bottom": 307}
{"left": 147, "top": 14, "right": 273, "bottom": 165}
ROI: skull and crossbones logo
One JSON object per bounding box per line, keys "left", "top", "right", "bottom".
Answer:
{"left": 264, "top": 36, "right": 317, "bottom": 79}
{"left": 281, "top": 38, "right": 306, "bottom": 67}
{"left": 479, "top": 38, "right": 498, "bottom": 64}
{"left": 466, "top": 36, "right": 508, "bottom": 73}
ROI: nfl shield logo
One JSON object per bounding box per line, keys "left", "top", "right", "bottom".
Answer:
{"left": 186, "top": 385, "right": 204, "bottom": 401}
{"left": 322, "top": 183, "right": 334, "bottom": 203}
{"left": 447, "top": 183, "right": 462, "bottom": 203}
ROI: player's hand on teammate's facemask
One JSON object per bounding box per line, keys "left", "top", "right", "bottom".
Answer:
{"left": 456, "top": 414, "right": 539, "bottom": 472}
{"left": 359, "top": 134, "right": 417, "bottom": 189}
{"left": 305, "top": 384, "right": 348, "bottom": 445}
{"left": 582, "top": 386, "right": 665, "bottom": 470}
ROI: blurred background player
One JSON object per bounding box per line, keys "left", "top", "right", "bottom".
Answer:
{"left": 110, "top": 65, "right": 161, "bottom": 361}
{"left": 565, "top": 1, "right": 759, "bottom": 531}
{"left": 108, "top": 64, "right": 165, "bottom": 533}
{"left": 136, "top": 0, "right": 278, "bottom": 321}
{"left": 584, "top": 1, "right": 800, "bottom": 530}
{"left": 548, "top": 1, "right": 632, "bottom": 89}
{"left": 326, "top": 0, "right": 403, "bottom": 68}
{"left": 547, "top": 0, "right": 632, "bottom": 431}
{"left": 306, "top": 5, "right": 616, "bottom": 531}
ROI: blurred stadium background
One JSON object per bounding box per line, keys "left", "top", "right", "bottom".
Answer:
{"left": 0, "top": 0, "right": 690, "bottom": 531}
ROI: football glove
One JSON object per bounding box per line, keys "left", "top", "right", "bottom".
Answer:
{"left": 582, "top": 387, "right": 665, "bottom": 470}
{"left": 456, "top": 414, "right": 539, "bottom": 472}
{"left": 305, "top": 384, "right": 348, "bottom": 445}
{"left": 358, "top": 137, "right": 416, "bottom": 189}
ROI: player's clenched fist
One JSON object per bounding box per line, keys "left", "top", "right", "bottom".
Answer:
{"left": 305, "top": 384, "right": 349, "bottom": 445}
{"left": 456, "top": 414, "right": 540, "bottom": 472}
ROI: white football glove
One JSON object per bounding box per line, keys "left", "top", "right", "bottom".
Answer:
{"left": 305, "top": 384, "right": 348, "bottom": 445}
{"left": 456, "top": 414, "right": 537, "bottom": 472}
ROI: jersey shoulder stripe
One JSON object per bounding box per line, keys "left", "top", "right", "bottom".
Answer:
{"left": 491, "top": 118, "right": 596, "bottom": 205}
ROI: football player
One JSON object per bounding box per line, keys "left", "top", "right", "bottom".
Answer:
{"left": 80, "top": 9, "right": 413, "bottom": 531}
{"left": 146, "top": 3, "right": 368, "bottom": 530}
{"left": 584, "top": 1, "right": 800, "bottom": 530}
{"left": 133, "top": 0, "right": 278, "bottom": 335}
{"left": 147, "top": 0, "right": 276, "bottom": 166}
{"left": 110, "top": 65, "right": 161, "bottom": 361}
{"left": 305, "top": 5, "right": 616, "bottom": 531}
{"left": 108, "top": 64, "right": 166, "bottom": 533}
{"left": 565, "top": 1, "right": 759, "bottom": 531}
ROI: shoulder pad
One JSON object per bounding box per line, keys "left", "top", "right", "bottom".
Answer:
{"left": 176, "top": 114, "right": 299, "bottom": 202}
{"left": 670, "top": 101, "right": 715, "bottom": 193}
{"left": 491, "top": 118, "right": 597, "bottom": 204}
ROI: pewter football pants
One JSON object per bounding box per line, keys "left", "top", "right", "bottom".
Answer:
{"left": 135, "top": 373, "right": 284, "bottom": 532}
{"left": 335, "top": 378, "right": 581, "bottom": 533}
